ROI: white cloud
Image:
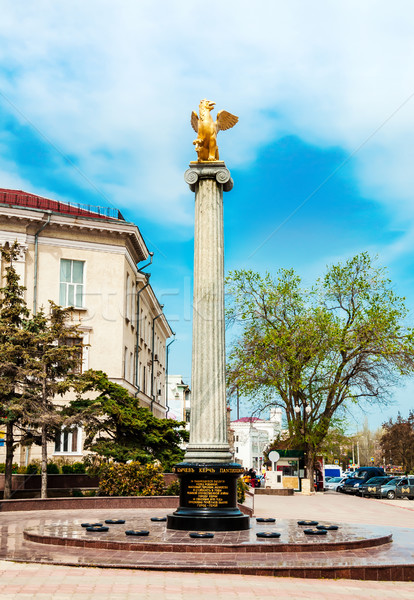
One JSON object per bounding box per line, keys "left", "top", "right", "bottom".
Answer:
{"left": 0, "top": 0, "right": 414, "bottom": 235}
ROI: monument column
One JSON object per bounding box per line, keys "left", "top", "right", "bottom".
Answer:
{"left": 184, "top": 163, "right": 233, "bottom": 463}
{"left": 167, "top": 99, "right": 249, "bottom": 531}
{"left": 167, "top": 165, "right": 249, "bottom": 531}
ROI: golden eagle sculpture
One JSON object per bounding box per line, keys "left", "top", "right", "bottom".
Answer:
{"left": 191, "top": 99, "right": 238, "bottom": 162}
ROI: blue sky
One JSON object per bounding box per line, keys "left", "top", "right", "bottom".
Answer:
{"left": 1, "top": 1, "right": 414, "bottom": 431}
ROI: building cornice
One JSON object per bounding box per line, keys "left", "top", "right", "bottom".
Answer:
{"left": 0, "top": 205, "right": 149, "bottom": 263}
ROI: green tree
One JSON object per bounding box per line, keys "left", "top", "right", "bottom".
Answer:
{"left": 20, "top": 303, "right": 83, "bottom": 497}
{"left": 226, "top": 254, "right": 414, "bottom": 485}
{"left": 0, "top": 243, "right": 31, "bottom": 498}
{"left": 380, "top": 412, "right": 414, "bottom": 473}
{"left": 317, "top": 423, "right": 353, "bottom": 467}
{"left": 67, "top": 370, "right": 189, "bottom": 471}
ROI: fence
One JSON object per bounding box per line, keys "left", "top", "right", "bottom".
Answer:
{"left": 0, "top": 189, "right": 124, "bottom": 221}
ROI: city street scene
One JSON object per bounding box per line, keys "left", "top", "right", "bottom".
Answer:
{"left": 0, "top": 1, "right": 413, "bottom": 598}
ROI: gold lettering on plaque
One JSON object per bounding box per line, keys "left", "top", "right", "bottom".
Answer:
{"left": 186, "top": 479, "right": 230, "bottom": 508}
{"left": 220, "top": 468, "right": 243, "bottom": 474}
{"left": 175, "top": 467, "right": 195, "bottom": 473}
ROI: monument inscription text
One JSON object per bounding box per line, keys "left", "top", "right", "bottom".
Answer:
{"left": 184, "top": 478, "right": 230, "bottom": 508}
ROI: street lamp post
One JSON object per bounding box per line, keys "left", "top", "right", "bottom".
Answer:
{"left": 294, "top": 403, "right": 312, "bottom": 484}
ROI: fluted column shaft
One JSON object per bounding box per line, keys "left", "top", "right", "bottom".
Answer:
{"left": 184, "top": 162, "right": 233, "bottom": 463}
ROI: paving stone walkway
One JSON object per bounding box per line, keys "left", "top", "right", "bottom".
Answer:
{"left": 1, "top": 560, "right": 414, "bottom": 599}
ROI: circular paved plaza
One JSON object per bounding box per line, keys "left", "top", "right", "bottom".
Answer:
{"left": 0, "top": 492, "right": 413, "bottom": 598}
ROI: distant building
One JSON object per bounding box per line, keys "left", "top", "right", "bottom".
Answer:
{"left": 231, "top": 408, "right": 283, "bottom": 470}
{"left": 0, "top": 189, "right": 172, "bottom": 465}
{"left": 166, "top": 375, "right": 191, "bottom": 429}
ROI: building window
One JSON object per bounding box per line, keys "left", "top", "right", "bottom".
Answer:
{"left": 60, "top": 259, "right": 84, "bottom": 308}
{"left": 185, "top": 409, "right": 191, "bottom": 423}
{"left": 280, "top": 461, "right": 299, "bottom": 477}
{"left": 124, "top": 347, "right": 128, "bottom": 380}
{"left": 130, "top": 281, "right": 135, "bottom": 325}
{"left": 140, "top": 309, "right": 144, "bottom": 340}
{"left": 125, "top": 273, "right": 130, "bottom": 321}
{"left": 129, "top": 352, "right": 133, "bottom": 384}
{"left": 54, "top": 427, "right": 81, "bottom": 454}
{"left": 64, "top": 337, "right": 83, "bottom": 374}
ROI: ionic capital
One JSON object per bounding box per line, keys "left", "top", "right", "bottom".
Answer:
{"left": 184, "top": 162, "right": 234, "bottom": 192}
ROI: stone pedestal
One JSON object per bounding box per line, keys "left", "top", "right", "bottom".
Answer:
{"left": 167, "top": 463, "right": 249, "bottom": 531}
{"left": 301, "top": 478, "right": 314, "bottom": 495}
{"left": 167, "top": 162, "right": 249, "bottom": 531}
{"left": 264, "top": 471, "right": 282, "bottom": 489}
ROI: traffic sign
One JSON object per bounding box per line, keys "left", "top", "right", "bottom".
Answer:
{"left": 268, "top": 451, "right": 280, "bottom": 463}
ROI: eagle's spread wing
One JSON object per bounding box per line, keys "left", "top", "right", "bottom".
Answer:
{"left": 191, "top": 111, "right": 199, "bottom": 133}
{"left": 216, "top": 110, "right": 238, "bottom": 132}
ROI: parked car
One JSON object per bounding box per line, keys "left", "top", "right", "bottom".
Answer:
{"left": 324, "top": 476, "right": 347, "bottom": 492}
{"left": 358, "top": 476, "right": 396, "bottom": 498}
{"left": 380, "top": 476, "right": 414, "bottom": 500}
{"left": 339, "top": 467, "right": 386, "bottom": 495}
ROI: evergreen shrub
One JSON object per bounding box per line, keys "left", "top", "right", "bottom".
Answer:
{"left": 61, "top": 464, "right": 74, "bottom": 473}
{"left": 46, "top": 462, "right": 60, "bottom": 474}
{"left": 72, "top": 461, "right": 86, "bottom": 473}
{"left": 25, "top": 462, "right": 40, "bottom": 474}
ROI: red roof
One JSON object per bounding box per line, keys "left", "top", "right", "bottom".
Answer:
{"left": 232, "top": 417, "right": 263, "bottom": 423}
{"left": 0, "top": 188, "right": 124, "bottom": 221}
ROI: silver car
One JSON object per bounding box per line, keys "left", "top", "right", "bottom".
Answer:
{"left": 324, "top": 476, "right": 347, "bottom": 492}
{"left": 380, "top": 477, "right": 414, "bottom": 500}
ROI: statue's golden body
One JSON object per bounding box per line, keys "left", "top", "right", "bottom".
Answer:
{"left": 191, "top": 100, "right": 238, "bottom": 162}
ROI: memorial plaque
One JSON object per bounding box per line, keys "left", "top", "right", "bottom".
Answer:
{"left": 167, "top": 463, "right": 249, "bottom": 531}
{"left": 185, "top": 479, "right": 230, "bottom": 508}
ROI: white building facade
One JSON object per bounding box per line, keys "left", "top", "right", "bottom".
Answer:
{"left": 0, "top": 189, "right": 173, "bottom": 465}
{"left": 231, "top": 408, "right": 283, "bottom": 470}
{"left": 166, "top": 375, "right": 191, "bottom": 429}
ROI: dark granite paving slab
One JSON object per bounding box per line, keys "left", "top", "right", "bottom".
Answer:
{"left": 0, "top": 507, "right": 413, "bottom": 580}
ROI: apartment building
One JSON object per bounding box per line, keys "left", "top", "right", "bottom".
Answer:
{"left": 166, "top": 375, "right": 191, "bottom": 428}
{"left": 0, "top": 189, "right": 172, "bottom": 464}
{"left": 231, "top": 408, "right": 283, "bottom": 470}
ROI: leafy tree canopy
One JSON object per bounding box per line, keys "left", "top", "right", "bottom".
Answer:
{"left": 380, "top": 411, "right": 414, "bottom": 474}
{"left": 226, "top": 253, "right": 414, "bottom": 478}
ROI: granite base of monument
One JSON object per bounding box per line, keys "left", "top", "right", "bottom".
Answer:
{"left": 166, "top": 463, "right": 250, "bottom": 531}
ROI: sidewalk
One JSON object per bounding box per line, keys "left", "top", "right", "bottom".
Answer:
{"left": 0, "top": 560, "right": 413, "bottom": 600}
